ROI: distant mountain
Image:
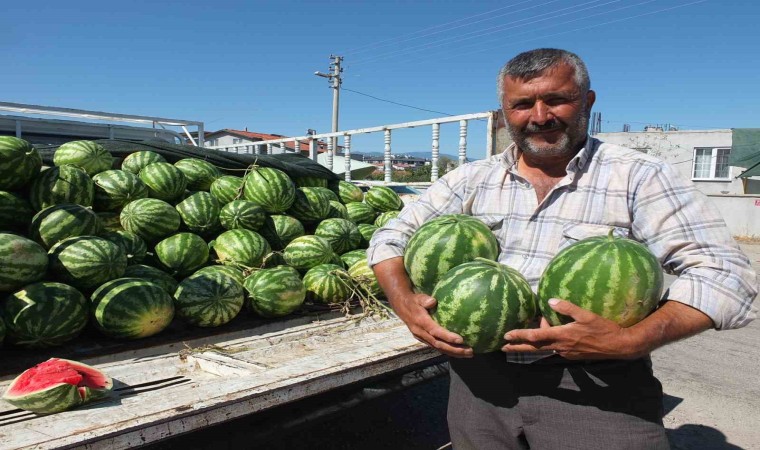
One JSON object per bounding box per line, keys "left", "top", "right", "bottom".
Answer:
{"left": 351, "top": 151, "right": 464, "bottom": 161}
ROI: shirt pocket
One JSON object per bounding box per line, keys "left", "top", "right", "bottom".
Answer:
{"left": 559, "top": 223, "right": 631, "bottom": 251}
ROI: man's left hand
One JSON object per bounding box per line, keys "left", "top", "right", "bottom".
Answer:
{"left": 501, "top": 298, "right": 647, "bottom": 360}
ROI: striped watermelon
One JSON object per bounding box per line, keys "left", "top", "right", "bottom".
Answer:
{"left": 286, "top": 187, "right": 331, "bottom": 223}
{"left": 174, "top": 270, "right": 244, "bottom": 327}
{"left": 100, "top": 230, "right": 147, "bottom": 265}
{"left": 121, "top": 151, "right": 167, "bottom": 174}
{"left": 154, "top": 233, "right": 209, "bottom": 277}
{"left": 283, "top": 235, "right": 335, "bottom": 271}
{"left": 294, "top": 176, "right": 328, "bottom": 188}
{"left": 315, "top": 218, "right": 362, "bottom": 254}
{"left": 30, "top": 204, "right": 103, "bottom": 249}
{"left": 538, "top": 230, "right": 664, "bottom": 327}
{"left": 120, "top": 198, "right": 181, "bottom": 242}
{"left": 213, "top": 229, "right": 271, "bottom": 270}
{"left": 374, "top": 210, "right": 400, "bottom": 228}
{"left": 49, "top": 236, "right": 128, "bottom": 291}
{"left": 431, "top": 258, "right": 536, "bottom": 353}
{"left": 123, "top": 264, "right": 178, "bottom": 294}
{"left": 357, "top": 223, "right": 378, "bottom": 248}
{"left": 242, "top": 166, "right": 295, "bottom": 213}
{"left": 96, "top": 211, "right": 123, "bottom": 231}
{"left": 53, "top": 140, "right": 114, "bottom": 176}
{"left": 90, "top": 278, "right": 174, "bottom": 340}
{"left": 92, "top": 169, "right": 149, "bottom": 211}
{"left": 175, "top": 192, "right": 222, "bottom": 237}
{"left": 210, "top": 175, "right": 244, "bottom": 204}
{"left": 326, "top": 200, "right": 349, "bottom": 220}
{"left": 0, "top": 191, "right": 34, "bottom": 232}
{"left": 195, "top": 265, "right": 245, "bottom": 285}
{"left": 337, "top": 181, "right": 364, "bottom": 204}
{"left": 1, "top": 282, "right": 89, "bottom": 348}
{"left": 174, "top": 158, "right": 221, "bottom": 191}
{"left": 348, "top": 258, "right": 382, "bottom": 297}
{"left": 2, "top": 358, "right": 112, "bottom": 414}
{"left": 303, "top": 264, "right": 353, "bottom": 304}
{"left": 340, "top": 249, "right": 367, "bottom": 269}
{"left": 0, "top": 234, "right": 48, "bottom": 292}
{"left": 29, "top": 165, "right": 94, "bottom": 211}
{"left": 219, "top": 200, "right": 266, "bottom": 231}
{"left": 243, "top": 266, "right": 306, "bottom": 317}
{"left": 0, "top": 136, "right": 42, "bottom": 190}
{"left": 346, "top": 202, "right": 376, "bottom": 224}
{"left": 259, "top": 215, "right": 305, "bottom": 250}
{"left": 364, "top": 186, "right": 403, "bottom": 212}
{"left": 138, "top": 162, "right": 187, "bottom": 202}
{"left": 312, "top": 186, "right": 340, "bottom": 203}
{"left": 403, "top": 214, "right": 499, "bottom": 295}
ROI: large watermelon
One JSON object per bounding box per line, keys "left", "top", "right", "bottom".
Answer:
{"left": 122, "top": 264, "right": 178, "bottom": 294}
{"left": 30, "top": 204, "right": 103, "bottom": 249}
{"left": 0, "top": 136, "right": 42, "bottom": 190}
{"left": 194, "top": 265, "right": 245, "bottom": 285}
{"left": 326, "top": 200, "right": 349, "bottom": 220}
{"left": 209, "top": 175, "right": 244, "bottom": 204}
{"left": 90, "top": 278, "right": 175, "bottom": 340}
{"left": 347, "top": 258, "right": 383, "bottom": 298}
{"left": 286, "top": 187, "right": 331, "bottom": 223}
{"left": 431, "top": 258, "right": 536, "bottom": 353}
{"left": 2, "top": 358, "right": 112, "bottom": 414}
{"left": 213, "top": 229, "right": 271, "bottom": 270}
{"left": 1, "top": 282, "right": 89, "bottom": 348}
{"left": 243, "top": 266, "right": 305, "bottom": 318}
{"left": 53, "top": 140, "right": 114, "bottom": 176}
{"left": 403, "top": 214, "right": 499, "bottom": 295}
{"left": 375, "top": 210, "right": 400, "bottom": 228}
{"left": 92, "top": 169, "right": 149, "bottom": 211}
{"left": 538, "top": 230, "right": 664, "bottom": 327}
{"left": 340, "top": 249, "right": 367, "bottom": 268}
{"left": 29, "top": 165, "right": 94, "bottom": 211}
{"left": 48, "top": 236, "right": 128, "bottom": 292}
{"left": 0, "top": 191, "right": 34, "bottom": 232}
{"left": 174, "top": 158, "right": 221, "bottom": 191}
{"left": 120, "top": 198, "right": 181, "bottom": 242}
{"left": 364, "top": 186, "right": 403, "bottom": 212}
{"left": 337, "top": 181, "right": 363, "bottom": 204}
{"left": 294, "top": 176, "right": 328, "bottom": 188}
{"left": 219, "top": 200, "right": 266, "bottom": 231}
{"left": 345, "top": 202, "right": 376, "bottom": 224}
{"left": 154, "top": 233, "right": 209, "bottom": 277}
{"left": 242, "top": 166, "right": 296, "bottom": 213}
{"left": 138, "top": 162, "right": 187, "bottom": 202}
{"left": 121, "top": 151, "right": 167, "bottom": 174}
{"left": 0, "top": 234, "right": 48, "bottom": 292}
{"left": 175, "top": 192, "right": 222, "bottom": 237}
{"left": 303, "top": 264, "right": 353, "bottom": 304}
{"left": 100, "top": 230, "right": 147, "bottom": 265}
{"left": 283, "top": 235, "right": 335, "bottom": 271}
{"left": 357, "top": 223, "right": 378, "bottom": 248}
{"left": 314, "top": 218, "right": 362, "bottom": 254}
{"left": 259, "top": 215, "right": 305, "bottom": 250}
{"left": 174, "top": 270, "right": 244, "bottom": 327}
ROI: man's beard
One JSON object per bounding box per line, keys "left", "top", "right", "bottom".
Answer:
{"left": 507, "top": 110, "right": 590, "bottom": 160}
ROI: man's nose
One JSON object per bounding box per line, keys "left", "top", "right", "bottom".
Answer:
{"left": 530, "top": 101, "right": 552, "bottom": 125}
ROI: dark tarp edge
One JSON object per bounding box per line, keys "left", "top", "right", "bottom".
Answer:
{"left": 730, "top": 129, "right": 760, "bottom": 177}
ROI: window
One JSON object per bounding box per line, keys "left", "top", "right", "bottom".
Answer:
{"left": 692, "top": 147, "right": 731, "bottom": 180}
{"left": 206, "top": 138, "right": 218, "bottom": 147}
{"left": 232, "top": 138, "right": 242, "bottom": 144}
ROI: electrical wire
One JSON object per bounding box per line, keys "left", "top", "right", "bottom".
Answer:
{"left": 342, "top": 87, "right": 456, "bottom": 116}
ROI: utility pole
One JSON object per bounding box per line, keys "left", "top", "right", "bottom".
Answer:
{"left": 314, "top": 55, "right": 343, "bottom": 171}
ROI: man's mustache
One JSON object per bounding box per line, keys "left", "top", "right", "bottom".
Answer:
{"left": 524, "top": 121, "right": 563, "bottom": 133}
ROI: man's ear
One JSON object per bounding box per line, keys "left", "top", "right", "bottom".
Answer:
{"left": 585, "top": 90, "right": 596, "bottom": 113}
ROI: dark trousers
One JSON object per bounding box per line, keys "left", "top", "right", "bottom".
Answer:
{"left": 448, "top": 353, "right": 670, "bottom": 450}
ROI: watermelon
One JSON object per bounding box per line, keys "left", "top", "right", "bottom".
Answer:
{"left": 175, "top": 192, "right": 222, "bottom": 237}
{"left": 283, "top": 235, "right": 335, "bottom": 271}
{"left": 375, "top": 210, "right": 400, "bottom": 228}
{"left": 209, "top": 175, "right": 244, "bottom": 204}
{"left": 364, "top": 186, "right": 403, "bottom": 212}
{"left": 174, "top": 158, "right": 221, "bottom": 191}
{"left": 1, "top": 282, "right": 89, "bottom": 348}
{"left": 138, "top": 162, "right": 187, "bottom": 202}
{"left": 0, "top": 136, "right": 42, "bottom": 190}
{"left": 538, "top": 230, "right": 664, "bottom": 327}
{"left": 30, "top": 204, "right": 103, "bottom": 249}
{"left": 49, "top": 236, "right": 128, "bottom": 292}
{"left": 195, "top": 265, "right": 245, "bottom": 285}
{"left": 96, "top": 211, "right": 123, "bottom": 231}
{"left": 431, "top": 258, "right": 536, "bottom": 353}
{"left": 326, "top": 200, "right": 349, "bottom": 220}
{"left": 242, "top": 166, "right": 295, "bottom": 213}
{"left": 259, "top": 215, "right": 305, "bottom": 250}
{"left": 357, "top": 223, "right": 378, "bottom": 247}
{"left": 337, "top": 181, "right": 364, "bottom": 204}
{"left": 340, "top": 249, "right": 367, "bottom": 268}
{"left": 92, "top": 169, "right": 149, "bottom": 211}
{"left": 123, "top": 264, "right": 178, "bottom": 294}
{"left": 100, "top": 230, "right": 147, "bottom": 265}
{"left": 173, "top": 270, "right": 244, "bottom": 327}
{"left": 90, "top": 278, "right": 175, "bottom": 340}
{"left": 286, "top": 187, "right": 331, "bottom": 223}
{"left": 404, "top": 214, "right": 500, "bottom": 295}
{"left": 2, "top": 358, "right": 112, "bottom": 414}
{"left": 154, "top": 233, "right": 209, "bottom": 277}
{"left": 346, "top": 202, "right": 376, "bottom": 224}
{"left": 303, "top": 264, "right": 353, "bottom": 304}
{"left": 243, "top": 266, "right": 306, "bottom": 318}
{"left": 53, "top": 140, "right": 114, "bottom": 176}
{"left": 120, "top": 198, "right": 181, "bottom": 243}
{"left": 294, "top": 176, "right": 328, "bottom": 188}
{"left": 348, "top": 258, "right": 383, "bottom": 297}
{"left": 121, "top": 150, "right": 167, "bottom": 174}
{"left": 219, "top": 200, "right": 266, "bottom": 231}
{"left": 29, "top": 165, "right": 94, "bottom": 211}
{"left": 0, "top": 234, "right": 48, "bottom": 292}
{"left": 0, "top": 191, "right": 34, "bottom": 232}
{"left": 314, "top": 218, "right": 362, "bottom": 254}
{"left": 312, "top": 186, "right": 340, "bottom": 203}
{"left": 213, "top": 229, "right": 271, "bottom": 270}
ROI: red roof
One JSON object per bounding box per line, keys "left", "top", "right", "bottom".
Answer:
{"left": 205, "top": 129, "right": 335, "bottom": 153}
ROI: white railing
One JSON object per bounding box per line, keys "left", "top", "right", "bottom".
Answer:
{"left": 206, "top": 111, "right": 498, "bottom": 183}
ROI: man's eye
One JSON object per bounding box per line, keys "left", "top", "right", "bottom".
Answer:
{"left": 546, "top": 98, "right": 569, "bottom": 106}
{"left": 511, "top": 103, "right": 531, "bottom": 110}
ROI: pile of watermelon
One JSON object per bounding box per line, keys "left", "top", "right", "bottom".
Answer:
{"left": 0, "top": 136, "right": 404, "bottom": 350}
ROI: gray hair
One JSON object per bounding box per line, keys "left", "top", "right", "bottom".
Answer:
{"left": 497, "top": 48, "right": 591, "bottom": 104}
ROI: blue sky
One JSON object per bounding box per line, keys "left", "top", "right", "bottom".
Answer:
{"left": 3, "top": 0, "right": 758, "bottom": 159}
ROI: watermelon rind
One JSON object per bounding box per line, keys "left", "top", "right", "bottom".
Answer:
{"left": 0, "top": 234, "right": 49, "bottom": 292}
{"left": 30, "top": 204, "right": 103, "bottom": 250}
{"left": 243, "top": 266, "right": 305, "bottom": 318}
{"left": 286, "top": 187, "right": 331, "bottom": 223}
{"left": 340, "top": 249, "right": 367, "bottom": 269}
{"left": 48, "top": 236, "right": 128, "bottom": 292}
{"left": 100, "top": 230, "right": 147, "bottom": 265}
{"left": 53, "top": 140, "right": 114, "bottom": 176}
{"left": 374, "top": 210, "right": 400, "bottom": 228}
{"left": 0, "top": 136, "right": 42, "bottom": 191}
{"left": 122, "top": 264, "right": 178, "bottom": 294}
{"left": 364, "top": 186, "right": 403, "bottom": 212}
{"left": 210, "top": 175, "right": 245, "bottom": 204}
{"left": 120, "top": 198, "right": 181, "bottom": 243}
{"left": 174, "top": 158, "right": 221, "bottom": 191}
{"left": 154, "top": 233, "right": 209, "bottom": 278}
{"left": 283, "top": 235, "right": 335, "bottom": 272}
{"left": 259, "top": 215, "right": 305, "bottom": 251}
{"left": 357, "top": 223, "right": 378, "bottom": 248}
{"left": 92, "top": 169, "right": 149, "bottom": 212}
{"left": 348, "top": 258, "right": 383, "bottom": 298}
{"left": 337, "top": 181, "right": 364, "bottom": 204}
{"left": 29, "top": 166, "right": 94, "bottom": 211}
{"left": 174, "top": 270, "right": 244, "bottom": 327}
{"left": 194, "top": 265, "right": 245, "bottom": 285}
{"left": 326, "top": 200, "right": 349, "bottom": 220}
{"left": 176, "top": 192, "right": 222, "bottom": 237}
{"left": 242, "top": 166, "right": 296, "bottom": 213}
{"left": 302, "top": 263, "right": 353, "bottom": 304}
{"left": 345, "top": 202, "right": 376, "bottom": 225}
{"left": 90, "top": 278, "right": 175, "bottom": 340}
{"left": 294, "top": 176, "right": 328, "bottom": 188}
{"left": 0, "top": 191, "right": 34, "bottom": 232}
{"left": 219, "top": 200, "right": 266, "bottom": 231}
{"left": 314, "top": 218, "right": 362, "bottom": 255}
{"left": 213, "top": 229, "right": 271, "bottom": 270}
{"left": 138, "top": 162, "right": 187, "bottom": 202}
{"left": 121, "top": 151, "right": 167, "bottom": 174}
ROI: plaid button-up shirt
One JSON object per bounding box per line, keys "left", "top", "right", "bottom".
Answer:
{"left": 368, "top": 137, "right": 758, "bottom": 362}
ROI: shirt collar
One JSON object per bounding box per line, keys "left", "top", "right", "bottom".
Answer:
{"left": 499, "top": 135, "right": 598, "bottom": 176}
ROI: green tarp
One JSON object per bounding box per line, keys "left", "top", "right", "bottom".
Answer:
{"left": 730, "top": 128, "right": 760, "bottom": 178}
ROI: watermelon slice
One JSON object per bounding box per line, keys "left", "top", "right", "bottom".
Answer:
{"left": 2, "top": 358, "right": 112, "bottom": 414}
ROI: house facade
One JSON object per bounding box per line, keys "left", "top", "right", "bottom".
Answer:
{"left": 202, "top": 129, "right": 330, "bottom": 155}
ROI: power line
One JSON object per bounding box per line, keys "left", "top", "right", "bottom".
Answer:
{"left": 342, "top": 87, "right": 456, "bottom": 116}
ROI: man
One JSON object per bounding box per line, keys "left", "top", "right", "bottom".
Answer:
{"left": 368, "top": 48, "right": 757, "bottom": 449}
